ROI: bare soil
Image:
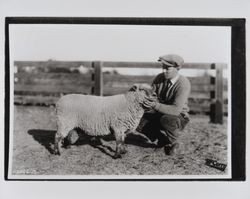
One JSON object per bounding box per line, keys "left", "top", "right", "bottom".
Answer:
{"left": 11, "top": 105, "right": 228, "bottom": 176}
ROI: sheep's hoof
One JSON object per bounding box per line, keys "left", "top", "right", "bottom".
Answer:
{"left": 54, "top": 149, "right": 61, "bottom": 155}
{"left": 62, "top": 138, "right": 71, "bottom": 149}
{"left": 54, "top": 147, "right": 61, "bottom": 155}
{"left": 113, "top": 153, "right": 122, "bottom": 159}
{"left": 120, "top": 148, "right": 127, "bottom": 155}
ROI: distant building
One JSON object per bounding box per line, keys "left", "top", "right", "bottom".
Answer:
{"left": 70, "top": 65, "right": 90, "bottom": 74}
{"left": 23, "top": 66, "right": 37, "bottom": 73}
{"left": 78, "top": 65, "right": 89, "bottom": 74}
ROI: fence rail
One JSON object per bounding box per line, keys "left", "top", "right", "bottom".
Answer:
{"left": 92, "top": 61, "right": 227, "bottom": 124}
{"left": 14, "top": 61, "right": 227, "bottom": 124}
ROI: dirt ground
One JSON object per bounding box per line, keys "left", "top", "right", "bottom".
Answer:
{"left": 11, "top": 105, "right": 228, "bottom": 177}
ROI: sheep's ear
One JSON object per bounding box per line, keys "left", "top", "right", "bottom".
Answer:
{"left": 129, "top": 84, "right": 139, "bottom": 91}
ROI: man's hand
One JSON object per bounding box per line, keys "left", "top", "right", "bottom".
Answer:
{"left": 143, "top": 96, "right": 158, "bottom": 110}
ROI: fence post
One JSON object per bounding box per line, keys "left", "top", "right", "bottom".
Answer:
{"left": 91, "top": 61, "right": 103, "bottom": 96}
{"left": 210, "top": 63, "right": 224, "bottom": 124}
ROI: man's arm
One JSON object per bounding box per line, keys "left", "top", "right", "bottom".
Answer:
{"left": 146, "top": 77, "right": 191, "bottom": 115}
{"left": 154, "top": 82, "right": 191, "bottom": 115}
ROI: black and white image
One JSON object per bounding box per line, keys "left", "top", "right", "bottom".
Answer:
{"left": 6, "top": 17, "right": 244, "bottom": 180}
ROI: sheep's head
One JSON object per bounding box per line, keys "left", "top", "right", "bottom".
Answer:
{"left": 129, "top": 84, "right": 158, "bottom": 110}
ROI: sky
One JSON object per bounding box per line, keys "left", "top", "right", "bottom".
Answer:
{"left": 9, "top": 24, "right": 231, "bottom": 77}
{"left": 10, "top": 24, "right": 231, "bottom": 63}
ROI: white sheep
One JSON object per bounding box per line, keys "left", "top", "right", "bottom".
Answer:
{"left": 54, "top": 84, "right": 156, "bottom": 158}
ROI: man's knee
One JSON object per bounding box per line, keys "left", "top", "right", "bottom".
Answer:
{"left": 160, "top": 114, "right": 181, "bottom": 132}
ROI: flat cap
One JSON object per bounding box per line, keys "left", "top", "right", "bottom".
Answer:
{"left": 158, "top": 54, "right": 184, "bottom": 68}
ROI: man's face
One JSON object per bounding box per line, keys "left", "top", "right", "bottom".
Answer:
{"left": 162, "top": 64, "right": 179, "bottom": 79}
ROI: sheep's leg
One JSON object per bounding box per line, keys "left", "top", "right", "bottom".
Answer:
{"left": 54, "top": 132, "right": 63, "bottom": 155}
{"left": 120, "top": 131, "right": 129, "bottom": 155}
{"left": 89, "top": 136, "right": 103, "bottom": 146}
{"left": 54, "top": 122, "right": 71, "bottom": 155}
{"left": 114, "top": 131, "right": 126, "bottom": 159}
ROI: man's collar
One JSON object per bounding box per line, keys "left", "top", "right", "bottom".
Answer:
{"left": 168, "top": 74, "right": 180, "bottom": 85}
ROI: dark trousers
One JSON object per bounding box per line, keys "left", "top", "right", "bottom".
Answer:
{"left": 137, "top": 112, "right": 189, "bottom": 146}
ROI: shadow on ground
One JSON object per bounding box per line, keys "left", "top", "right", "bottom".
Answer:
{"left": 28, "top": 129, "right": 157, "bottom": 157}
{"left": 70, "top": 128, "right": 157, "bottom": 148}
{"left": 28, "top": 129, "right": 56, "bottom": 154}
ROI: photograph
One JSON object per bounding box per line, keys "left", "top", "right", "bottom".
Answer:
{"left": 5, "top": 17, "right": 245, "bottom": 180}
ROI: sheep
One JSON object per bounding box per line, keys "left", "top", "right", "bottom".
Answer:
{"left": 54, "top": 84, "right": 156, "bottom": 158}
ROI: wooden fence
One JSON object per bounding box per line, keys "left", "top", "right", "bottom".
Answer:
{"left": 14, "top": 61, "right": 227, "bottom": 124}
{"left": 92, "top": 61, "right": 227, "bottom": 124}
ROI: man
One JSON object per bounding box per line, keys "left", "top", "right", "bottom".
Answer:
{"left": 137, "top": 54, "right": 191, "bottom": 155}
